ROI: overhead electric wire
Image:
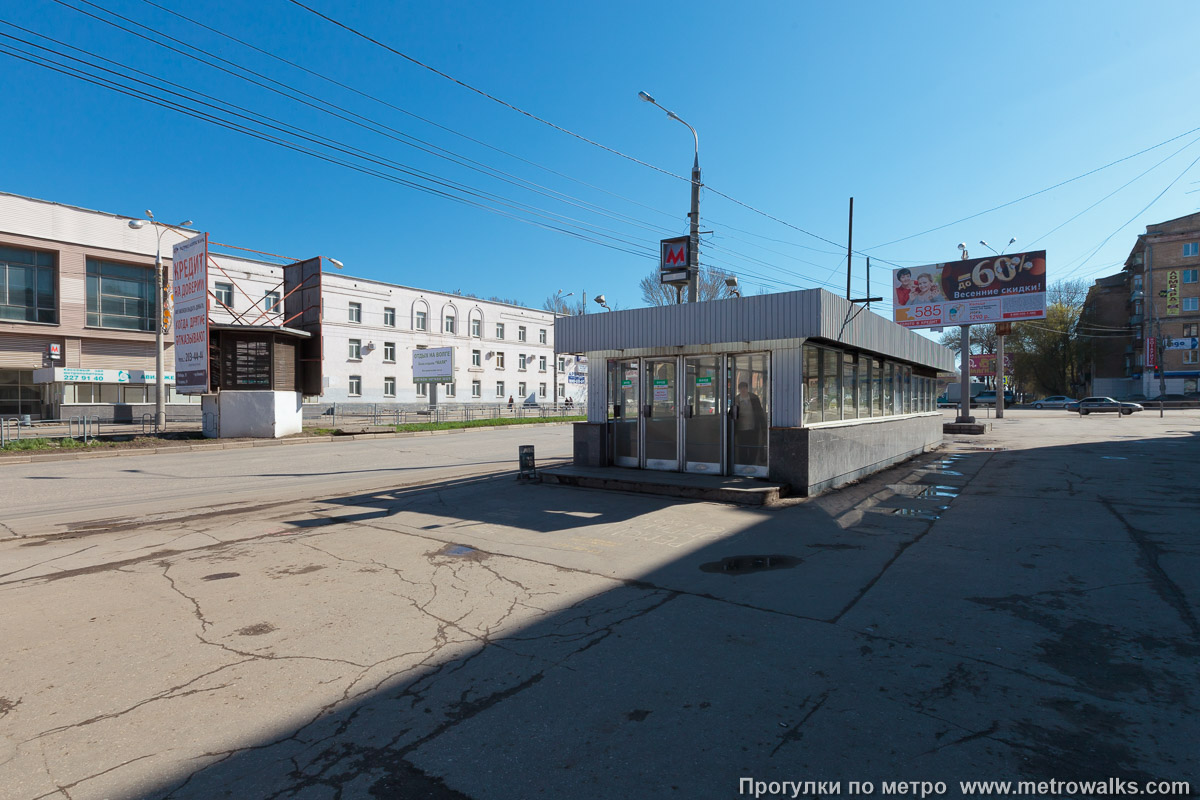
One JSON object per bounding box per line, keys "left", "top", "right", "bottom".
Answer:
{"left": 1057, "top": 148, "right": 1200, "bottom": 282}
{"left": 864, "top": 123, "right": 1200, "bottom": 252}
{"left": 138, "top": 0, "right": 687, "bottom": 229}
{"left": 44, "top": 0, "right": 684, "bottom": 243}
{"left": 0, "top": 40, "right": 660, "bottom": 262}
{"left": 35, "top": 1, "right": 862, "bottom": 293}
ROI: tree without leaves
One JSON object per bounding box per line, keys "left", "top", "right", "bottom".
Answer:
{"left": 639, "top": 266, "right": 735, "bottom": 306}
{"left": 542, "top": 294, "right": 587, "bottom": 316}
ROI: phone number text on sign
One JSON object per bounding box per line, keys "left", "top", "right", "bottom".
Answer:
{"left": 896, "top": 304, "right": 944, "bottom": 328}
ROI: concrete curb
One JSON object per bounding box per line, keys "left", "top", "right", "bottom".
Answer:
{"left": 0, "top": 421, "right": 578, "bottom": 466}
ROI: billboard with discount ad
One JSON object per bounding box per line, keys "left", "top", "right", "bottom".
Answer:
{"left": 412, "top": 347, "right": 454, "bottom": 384}
{"left": 892, "top": 251, "right": 1047, "bottom": 330}
{"left": 171, "top": 233, "right": 209, "bottom": 393}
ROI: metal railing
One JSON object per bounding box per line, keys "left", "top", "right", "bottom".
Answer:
{"left": 302, "top": 402, "right": 583, "bottom": 430}
{"left": 0, "top": 415, "right": 100, "bottom": 448}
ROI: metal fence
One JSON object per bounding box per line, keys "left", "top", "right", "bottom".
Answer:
{"left": 305, "top": 402, "right": 583, "bottom": 429}
{"left": 1, "top": 415, "right": 101, "bottom": 448}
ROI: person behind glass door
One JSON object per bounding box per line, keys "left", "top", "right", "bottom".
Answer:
{"left": 735, "top": 381, "right": 767, "bottom": 465}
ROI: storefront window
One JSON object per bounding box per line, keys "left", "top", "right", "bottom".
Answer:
{"left": 0, "top": 246, "right": 57, "bottom": 324}
{"left": 86, "top": 258, "right": 156, "bottom": 331}
{"left": 803, "top": 345, "right": 821, "bottom": 424}
{"left": 858, "top": 358, "right": 871, "bottom": 418}
{"left": 822, "top": 348, "right": 841, "bottom": 420}
{"left": 842, "top": 353, "right": 857, "bottom": 420}
{"left": 871, "top": 359, "right": 883, "bottom": 416}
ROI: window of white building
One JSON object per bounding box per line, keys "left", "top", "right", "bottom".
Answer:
{"left": 348, "top": 339, "right": 362, "bottom": 360}
{"left": 495, "top": 352, "right": 505, "bottom": 369}
{"left": 415, "top": 310, "right": 427, "bottom": 331}
{"left": 383, "top": 342, "right": 396, "bottom": 362}
{"left": 348, "top": 375, "right": 362, "bottom": 396}
{"left": 214, "top": 282, "right": 234, "bottom": 309}
{"left": 518, "top": 325, "right": 527, "bottom": 342}
{"left": 444, "top": 314, "right": 455, "bottom": 334}
{"left": 539, "top": 355, "right": 547, "bottom": 372}
{"left": 495, "top": 322, "right": 505, "bottom": 339}
{"left": 384, "top": 307, "right": 396, "bottom": 326}
{"left": 471, "top": 317, "right": 482, "bottom": 337}
{"left": 472, "top": 349, "right": 481, "bottom": 367}
{"left": 349, "top": 302, "right": 362, "bottom": 323}
{"left": 539, "top": 329, "right": 547, "bottom": 344}
{"left": 263, "top": 291, "right": 280, "bottom": 312}
{"left": 384, "top": 377, "right": 396, "bottom": 397}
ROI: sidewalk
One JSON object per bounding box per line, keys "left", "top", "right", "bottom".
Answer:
{"left": 1, "top": 412, "right": 1197, "bottom": 798}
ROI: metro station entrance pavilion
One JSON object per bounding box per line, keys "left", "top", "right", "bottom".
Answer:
{"left": 556, "top": 289, "right": 955, "bottom": 496}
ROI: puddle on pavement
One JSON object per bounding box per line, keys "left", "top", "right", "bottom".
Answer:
{"left": 699, "top": 555, "right": 801, "bottom": 575}
{"left": 880, "top": 508, "right": 942, "bottom": 520}
{"left": 441, "top": 544, "right": 477, "bottom": 556}
{"left": 202, "top": 572, "right": 239, "bottom": 581}
{"left": 961, "top": 447, "right": 1007, "bottom": 451}
{"left": 915, "top": 485, "right": 959, "bottom": 498}
{"left": 1100, "top": 456, "right": 1128, "bottom": 460}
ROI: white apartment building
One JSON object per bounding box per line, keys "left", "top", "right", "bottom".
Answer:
{"left": 0, "top": 192, "right": 585, "bottom": 420}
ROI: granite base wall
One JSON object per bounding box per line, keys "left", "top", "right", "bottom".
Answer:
{"left": 768, "top": 413, "right": 943, "bottom": 496}
{"left": 572, "top": 422, "right": 608, "bottom": 467}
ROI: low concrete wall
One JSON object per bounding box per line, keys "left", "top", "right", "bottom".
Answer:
{"left": 572, "top": 422, "right": 608, "bottom": 467}
{"left": 769, "top": 413, "right": 943, "bottom": 496}
{"left": 57, "top": 404, "right": 203, "bottom": 423}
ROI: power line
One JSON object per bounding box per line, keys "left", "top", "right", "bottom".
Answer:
{"left": 864, "top": 122, "right": 1200, "bottom": 251}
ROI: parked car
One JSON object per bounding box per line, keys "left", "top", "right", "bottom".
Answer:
{"left": 1032, "top": 395, "right": 1077, "bottom": 409}
{"left": 1065, "top": 397, "right": 1144, "bottom": 415}
{"left": 974, "top": 390, "right": 1015, "bottom": 407}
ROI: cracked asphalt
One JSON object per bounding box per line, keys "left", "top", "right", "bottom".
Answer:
{"left": 0, "top": 412, "right": 1197, "bottom": 799}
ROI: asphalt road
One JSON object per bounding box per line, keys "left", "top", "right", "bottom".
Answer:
{"left": 1, "top": 411, "right": 1197, "bottom": 799}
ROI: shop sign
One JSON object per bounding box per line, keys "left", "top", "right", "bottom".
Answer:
{"left": 49, "top": 343, "right": 61, "bottom": 360}
{"left": 1165, "top": 271, "right": 1180, "bottom": 316}
{"left": 1165, "top": 337, "right": 1199, "bottom": 350}
{"left": 1146, "top": 336, "right": 1157, "bottom": 369}
{"left": 892, "top": 251, "right": 1047, "bottom": 330}
{"left": 567, "top": 374, "right": 586, "bottom": 384}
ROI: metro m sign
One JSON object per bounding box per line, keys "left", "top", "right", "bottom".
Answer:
{"left": 660, "top": 236, "right": 690, "bottom": 285}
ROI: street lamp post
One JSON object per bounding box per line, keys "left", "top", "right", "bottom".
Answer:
{"left": 639, "top": 91, "right": 701, "bottom": 303}
{"left": 128, "top": 212, "right": 192, "bottom": 433}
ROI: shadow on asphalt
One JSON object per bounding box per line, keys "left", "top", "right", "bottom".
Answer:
{"left": 134, "top": 430, "right": 1200, "bottom": 798}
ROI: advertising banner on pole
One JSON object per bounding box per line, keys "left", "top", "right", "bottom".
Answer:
{"left": 968, "top": 353, "right": 1014, "bottom": 376}
{"left": 1146, "top": 336, "right": 1157, "bottom": 369}
{"left": 412, "top": 347, "right": 454, "bottom": 383}
{"left": 171, "top": 233, "right": 209, "bottom": 393}
{"left": 892, "top": 251, "right": 1047, "bottom": 330}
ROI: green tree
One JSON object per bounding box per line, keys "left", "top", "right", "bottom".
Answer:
{"left": 1007, "top": 280, "right": 1089, "bottom": 396}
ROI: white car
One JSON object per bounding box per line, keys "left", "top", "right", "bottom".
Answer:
{"left": 1032, "top": 395, "right": 1077, "bottom": 409}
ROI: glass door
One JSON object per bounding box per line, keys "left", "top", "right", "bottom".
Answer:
{"left": 643, "top": 358, "right": 679, "bottom": 471}
{"left": 609, "top": 359, "right": 639, "bottom": 467}
{"left": 728, "top": 353, "right": 770, "bottom": 477}
{"left": 684, "top": 355, "right": 723, "bottom": 473}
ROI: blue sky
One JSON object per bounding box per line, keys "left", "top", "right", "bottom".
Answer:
{"left": 2, "top": 0, "right": 1198, "bottom": 320}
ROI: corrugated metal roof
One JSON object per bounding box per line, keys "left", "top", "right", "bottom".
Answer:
{"left": 556, "top": 288, "right": 954, "bottom": 371}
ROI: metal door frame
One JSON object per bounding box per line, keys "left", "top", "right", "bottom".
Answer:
{"left": 640, "top": 356, "right": 680, "bottom": 471}
{"left": 611, "top": 358, "right": 639, "bottom": 468}
{"left": 683, "top": 353, "right": 725, "bottom": 474}
{"left": 727, "top": 351, "right": 771, "bottom": 478}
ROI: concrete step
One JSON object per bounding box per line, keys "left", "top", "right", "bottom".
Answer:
{"left": 942, "top": 422, "right": 992, "bottom": 435}
{"left": 540, "top": 465, "right": 789, "bottom": 506}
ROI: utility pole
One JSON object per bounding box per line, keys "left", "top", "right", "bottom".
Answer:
{"left": 846, "top": 197, "right": 854, "bottom": 300}
{"left": 688, "top": 149, "right": 701, "bottom": 303}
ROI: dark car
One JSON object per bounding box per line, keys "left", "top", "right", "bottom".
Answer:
{"left": 1065, "top": 396, "right": 1144, "bottom": 415}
